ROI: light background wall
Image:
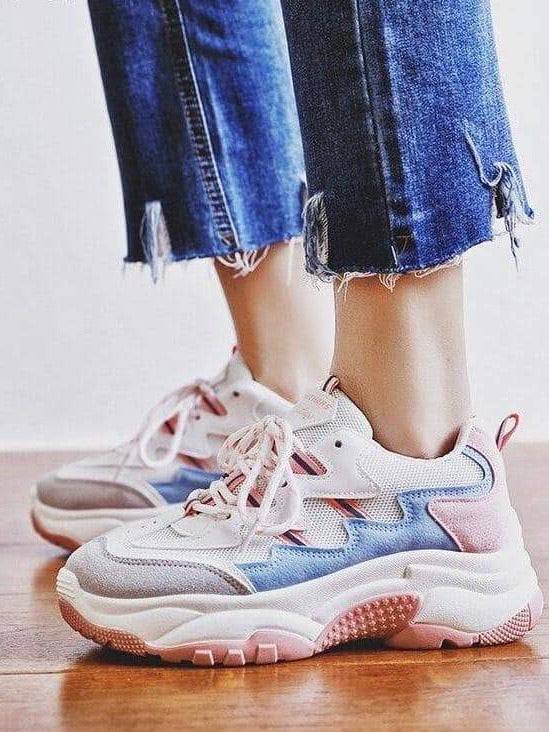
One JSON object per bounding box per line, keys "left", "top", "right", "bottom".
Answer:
{"left": 0, "top": 0, "right": 547, "bottom": 449}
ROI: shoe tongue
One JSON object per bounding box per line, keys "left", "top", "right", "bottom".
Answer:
{"left": 290, "top": 386, "right": 373, "bottom": 448}
{"left": 160, "top": 351, "right": 252, "bottom": 441}
{"left": 212, "top": 349, "right": 253, "bottom": 388}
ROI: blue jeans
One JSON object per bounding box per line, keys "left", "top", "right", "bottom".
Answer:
{"left": 88, "top": 0, "right": 533, "bottom": 281}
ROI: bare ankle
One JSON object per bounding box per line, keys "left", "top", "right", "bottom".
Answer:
{"left": 370, "top": 418, "right": 464, "bottom": 459}
{"left": 336, "top": 374, "right": 471, "bottom": 459}
{"left": 332, "top": 266, "right": 471, "bottom": 459}
{"left": 216, "top": 241, "right": 333, "bottom": 405}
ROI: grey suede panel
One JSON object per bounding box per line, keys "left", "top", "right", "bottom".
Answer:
{"left": 37, "top": 474, "right": 155, "bottom": 510}
{"left": 66, "top": 537, "right": 250, "bottom": 598}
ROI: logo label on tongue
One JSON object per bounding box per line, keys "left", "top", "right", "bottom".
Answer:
{"left": 290, "top": 390, "right": 337, "bottom": 430}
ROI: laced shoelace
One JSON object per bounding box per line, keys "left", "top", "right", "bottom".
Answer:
{"left": 185, "top": 415, "right": 302, "bottom": 542}
{"left": 115, "top": 379, "right": 220, "bottom": 475}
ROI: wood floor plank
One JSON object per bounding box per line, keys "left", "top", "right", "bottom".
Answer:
{"left": 0, "top": 446, "right": 547, "bottom": 730}
{"left": 1, "top": 659, "right": 549, "bottom": 730}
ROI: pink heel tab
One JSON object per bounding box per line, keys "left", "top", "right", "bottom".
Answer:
{"left": 496, "top": 414, "right": 520, "bottom": 452}
{"left": 322, "top": 375, "right": 340, "bottom": 395}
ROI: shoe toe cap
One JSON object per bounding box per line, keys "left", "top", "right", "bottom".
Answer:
{"left": 66, "top": 536, "right": 250, "bottom": 599}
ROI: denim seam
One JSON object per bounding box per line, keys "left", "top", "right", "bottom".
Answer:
{"left": 352, "top": 0, "right": 397, "bottom": 267}
{"left": 159, "top": 0, "right": 239, "bottom": 250}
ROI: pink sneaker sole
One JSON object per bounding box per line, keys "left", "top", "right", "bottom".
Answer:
{"left": 59, "top": 587, "right": 543, "bottom": 667}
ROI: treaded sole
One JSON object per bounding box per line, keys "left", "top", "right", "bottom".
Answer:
{"left": 58, "top": 587, "right": 543, "bottom": 667}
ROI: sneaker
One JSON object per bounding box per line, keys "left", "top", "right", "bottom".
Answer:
{"left": 32, "top": 350, "right": 292, "bottom": 550}
{"left": 57, "top": 379, "right": 542, "bottom": 665}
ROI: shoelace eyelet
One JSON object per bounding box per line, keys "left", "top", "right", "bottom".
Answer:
{"left": 335, "top": 440, "right": 342, "bottom": 448}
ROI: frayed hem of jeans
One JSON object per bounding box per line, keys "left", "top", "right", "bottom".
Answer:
{"left": 216, "top": 247, "right": 270, "bottom": 277}
{"left": 302, "top": 191, "right": 464, "bottom": 291}
{"left": 303, "top": 144, "right": 533, "bottom": 292}
{"left": 302, "top": 192, "right": 330, "bottom": 281}
{"left": 126, "top": 206, "right": 303, "bottom": 283}
{"left": 465, "top": 127, "right": 534, "bottom": 264}
{"left": 216, "top": 235, "right": 303, "bottom": 282}
{"left": 139, "top": 201, "right": 173, "bottom": 283}
{"left": 335, "top": 255, "right": 463, "bottom": 293}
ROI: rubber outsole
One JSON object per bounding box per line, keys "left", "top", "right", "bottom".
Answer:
{"left": 58, "top": 587, "right": 543, "bottom": 667}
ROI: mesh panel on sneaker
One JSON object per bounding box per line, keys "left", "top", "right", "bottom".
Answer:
{"left": 132, "top": 522, "right": 274, "bottom": 563}
{"left": 295, "top": 390, "right": 372, "bottom": 449}
{"left": 357, "top": 451, "right": 483, "bottom": 522}
{"left": 302, "top": 498, "right": 347, "bottom": 547}
{"left": 357, "top": 494, "right": 403, "bottom": 522}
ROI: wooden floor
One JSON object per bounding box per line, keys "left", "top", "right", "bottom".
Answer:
{"left": 1, "top": 448, "right": 548, "bottom": 731}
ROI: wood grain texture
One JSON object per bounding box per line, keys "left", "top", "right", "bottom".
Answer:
{"left": 0, "top": 447, "right": 548, "bottom": 730}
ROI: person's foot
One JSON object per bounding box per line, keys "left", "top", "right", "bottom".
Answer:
{"left": 57, "top": 380, "right": 542, "bottom": 665}
{"left": 32, "top": 350, "right": 293, "bottom": 550}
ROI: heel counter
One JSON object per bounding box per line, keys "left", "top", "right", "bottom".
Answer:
{"left": 428, "top": 423, "right": 520, "bottom": 553}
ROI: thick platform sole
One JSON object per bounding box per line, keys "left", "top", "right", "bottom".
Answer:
{"left": 56, "top": 546, "right": 543, "bottom": 666}
{"left": 58, "top": 589, "right": 542, "bottom": 667}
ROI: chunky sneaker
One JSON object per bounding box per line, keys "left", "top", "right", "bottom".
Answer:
{"left": 57, "top": 379, "right": 542, "bottom": 665}
{"left": 32, "top": 350, "right": 292, "bottom": 550}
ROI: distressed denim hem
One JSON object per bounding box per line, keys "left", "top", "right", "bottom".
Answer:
{"left": 305, "top": 229, "right": 531, "bottom": 292}
{"left": 333, "top": 253, "right": 464, "bottom": 292}
{"left": 123, "top": 232, "right": 303, "bottom": 281}
{"left": 303, "top": 167, "right": 534, "bottom": 291}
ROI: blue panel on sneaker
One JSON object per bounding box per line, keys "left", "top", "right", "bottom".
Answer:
{"left": 152, "top": 468, "right": 223, "bottom": 503}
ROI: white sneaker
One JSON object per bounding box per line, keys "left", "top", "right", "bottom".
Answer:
{"left": 32, "top": 350, "right": 292, "bottom": 549}
{"left": 57, "top": 379, "right": 542, "bottom": 665}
